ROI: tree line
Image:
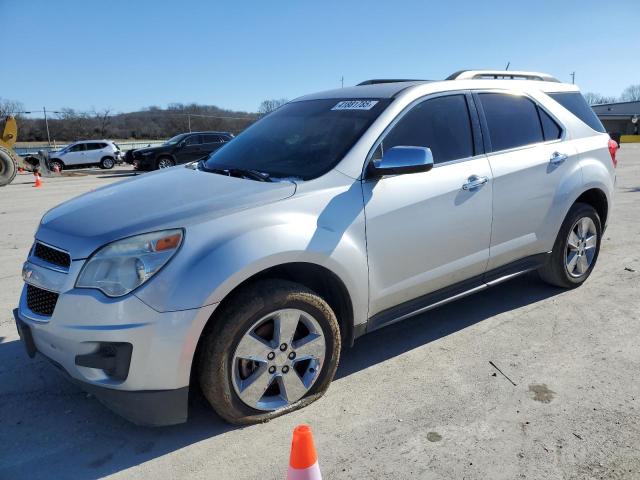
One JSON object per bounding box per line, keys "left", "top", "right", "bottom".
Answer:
{"left": 1, "top": 100, "right": 260, "bottom": 143}
{"left": 583, "top": 84, "right": 640, "bottom": 105}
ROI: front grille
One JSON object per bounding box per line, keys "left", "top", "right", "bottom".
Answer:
{"left": 26, "top": 284, "right": 59, "bottom": 316}
{"left": 33, "top": 242, "right": 71, "bottom": 269}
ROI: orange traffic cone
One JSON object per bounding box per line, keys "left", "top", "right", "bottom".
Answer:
{"left": 18, "top": 167, "right": 24, "bottom": 174}
{"left": 287, "top": 425, "right": 322, "bottom": 480}
{"left": 33, "top": 173, "right": 42, "bottom": 188}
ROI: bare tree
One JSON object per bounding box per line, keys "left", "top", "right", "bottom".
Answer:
{"left": 92, "top": 108, "right": 113, "bottom": 137}
{"left": 0, "top": 98, "right": 25, "bottom": 118}
{"left": 258, "top": 98, "right": 288, "bottom": 116}
{"left": 583, "top": 92, "right": 617, "bottom": 105}
{"left": 620, "top": 84, "right": 640, "bottom": 102}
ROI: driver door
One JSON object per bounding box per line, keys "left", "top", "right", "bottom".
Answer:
{"left": 177, "top": 134, "right": 203, "bottom": 164}
{"left": 363, "top": 93, "right": 493, "bottom": 321}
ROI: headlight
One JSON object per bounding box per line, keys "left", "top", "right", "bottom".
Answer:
{"left": 76, "top": 229, "right": 183, "bottom": 297}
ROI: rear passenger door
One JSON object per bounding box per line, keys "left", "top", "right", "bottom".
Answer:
{"left": 363, "top": 93, "right": 493, "bottom": 318}
{"left": 84, "top": 143, "right": 105, "bottom": 164}
{"left": 475, "top": 92, "right": 578, "bottom": 272}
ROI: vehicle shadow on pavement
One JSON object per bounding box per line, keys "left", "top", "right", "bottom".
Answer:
{"left": 337, "top": 273, "right": 563, "bottom": 379}
{"left": 0, "top": 274, "right": 562, "bottom": 480}
{"left": 0, "top": 339, "right": 237, "bottom": 480}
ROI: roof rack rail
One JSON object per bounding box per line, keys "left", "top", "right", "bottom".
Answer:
{"left": 357, "top": 79, "right": 427, "bottom": 86}
{"left": 446, "top": 70, "right": 560, "bottom": 83}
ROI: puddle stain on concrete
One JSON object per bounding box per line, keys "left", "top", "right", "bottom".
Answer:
{"left": 426, "top": 432, "right": 442, "bottom": 442}
{"left": 528, "top": 384, "right": 555, "bottom": 403}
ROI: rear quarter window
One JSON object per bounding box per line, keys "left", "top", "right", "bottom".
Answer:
{"left": 547, "top": 92, "right": 606, "bottom": 133}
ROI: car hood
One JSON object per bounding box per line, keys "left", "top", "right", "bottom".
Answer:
{"left": 37, "top": 167, "right": 297, "bottom": 259}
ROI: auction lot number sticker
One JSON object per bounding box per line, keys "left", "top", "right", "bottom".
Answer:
{"left": 332, "top": 100, "right": 379, "bottom": 110}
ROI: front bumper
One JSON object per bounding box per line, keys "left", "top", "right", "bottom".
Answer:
{"left": 15, "top": 308, "right": 188, "bottom": 426}
{"left": 16, "top": 258, "right": 217, "bottom": 425}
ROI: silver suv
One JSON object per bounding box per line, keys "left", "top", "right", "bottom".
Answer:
{"left": 14, "top": 70, "right": 616, "bottom": 425}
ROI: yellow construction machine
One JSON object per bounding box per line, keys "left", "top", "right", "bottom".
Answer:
{"left": 0, "top": 115, "right": 41, "bottom": 186}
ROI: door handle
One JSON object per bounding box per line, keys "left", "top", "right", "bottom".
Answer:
{"left": 462, "top": 175, "right": 489, "bottom": 190}
{"left": 550, "top": 151, "right": 568, "bottom": 165}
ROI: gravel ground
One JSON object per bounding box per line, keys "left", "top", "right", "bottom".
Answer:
{"left": 0, "top": 149, "right": 639, "bottom": 480}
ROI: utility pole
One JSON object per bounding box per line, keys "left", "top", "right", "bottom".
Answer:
{"left": 188, "top": 114, "right": 192, "bottom": 132}
{"left": 43, "top": 106, "right": 52, "bottom": 146}
{"left": 570, "top": 72, "right": 575, "bottom": 84}
{"left": 341, "top": 76, "right": 344, "bottom": 88}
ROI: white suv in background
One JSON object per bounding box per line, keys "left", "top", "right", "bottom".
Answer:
{"left": 48, "top": 140, "right": 122, "bottom": 171}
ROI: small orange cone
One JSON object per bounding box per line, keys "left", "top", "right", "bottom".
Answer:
{"left": 287, "top": 425, "right": 322, "bottom": 480}
{"left": 18, "top": 167, "right": 24, "bottom": 174}
{"left": 33, "top": 172, "right": 43, "bottom": 188}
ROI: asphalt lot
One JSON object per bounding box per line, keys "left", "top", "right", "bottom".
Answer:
{"left": 1, "top": 149, "right": 639, "bottom": 480}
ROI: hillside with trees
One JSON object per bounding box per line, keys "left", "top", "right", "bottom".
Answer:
{"left": 0, "top": 100, "right": 259, "bottom": 142}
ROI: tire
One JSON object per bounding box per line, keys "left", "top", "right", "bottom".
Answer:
{"left": 198, "top": 279, "right": 341, "bottom": 424}
{"left": 538, "top": 202, "right": 602, "bottom": 288}
{"left": 48, "top": 159, "right": 64, "bottom": 172}
{"left": 156, "top": 156, "right": 175, "bottom": 169}
{"left": 99, "top": 157, "right": 115, "bottom": 169}
{"left": 0, "top": 146, "right": 18, "bottom": 187}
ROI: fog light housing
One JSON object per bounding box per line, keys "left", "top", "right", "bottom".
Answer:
{"left": 75, "top": 342, "right": 133, "bottom": 381}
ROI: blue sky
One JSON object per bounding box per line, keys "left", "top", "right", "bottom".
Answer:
{"left": 3, "top": 0, "right": 638, "bottom": 114}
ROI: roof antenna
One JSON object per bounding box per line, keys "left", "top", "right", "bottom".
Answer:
{"left": 505, "top": 61, "right": 510, "bottom": 71}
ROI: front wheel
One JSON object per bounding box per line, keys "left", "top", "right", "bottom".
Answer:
{"left": 48, "top": 159, "right": 64, "bottom": 173}
{"left": 156, "top": 157, "right": 175, "bottom": 169}
{"left": 538, "top": 202, "right": 602, "bottom": 288}
{"left": 198, "top": 279, "right": 341, "bottom": 424}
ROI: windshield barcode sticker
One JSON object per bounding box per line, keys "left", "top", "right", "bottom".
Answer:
{"left": 332, "top": 100, "right": 378, "bottom": 111}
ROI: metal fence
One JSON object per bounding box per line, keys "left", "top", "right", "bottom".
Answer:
{"left": 14, "top": 140, "right": 165, "bottom": 156}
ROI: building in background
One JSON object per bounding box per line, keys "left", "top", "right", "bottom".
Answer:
{"left": 591, "top": 101, "right": 640, "bottom": 143}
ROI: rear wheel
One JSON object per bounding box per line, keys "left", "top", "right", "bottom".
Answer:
{"left": 198, "top": 279, "right": 341, "bottom": 424}
{"left": 99, "top": 157, "right": 115, "bottom": 169}
{"left": 0, "top": 146, "right": 18, "bottom": 186}
{"left": 538, "top": 202, "right": 601, "bottom": 288}
{"left": 156, "top": 156, "right": 175, "bottom": 169}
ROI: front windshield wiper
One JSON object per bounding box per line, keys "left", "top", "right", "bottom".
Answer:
{"left": 197, "top": 161, "right": 272, "bottom": 182}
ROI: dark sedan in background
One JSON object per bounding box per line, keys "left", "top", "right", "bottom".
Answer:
{"left": 125, "top": 131, "right": 233, "bottom": 170}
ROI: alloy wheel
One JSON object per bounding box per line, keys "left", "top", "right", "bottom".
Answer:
{"left": 231, "top": 308, "right": 326, "bottom": 411}
{"left": 158, "top": 158, "right": 173, "bottom": 168}
{"left": 565, "top": 217, "right": 597, "bottom": 278}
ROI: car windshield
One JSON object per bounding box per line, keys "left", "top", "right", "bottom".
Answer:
{"left": 202, "top": 98, "right": 391, "bottom": 180}
{"left": 164, "top": 134, "right": 188, "bottom": 145}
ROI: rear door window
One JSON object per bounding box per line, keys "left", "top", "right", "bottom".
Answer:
{"left": 547, "top": 92, "right": 606, "bottom": 133}
{"left": 479, "top": 93, "right": 544, "bottom": 152}
{"left": 378, "top": 94, "right": 475, "bottom": 164}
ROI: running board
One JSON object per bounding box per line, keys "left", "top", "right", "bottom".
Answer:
{"left": 365, "top": 253, "right": 549, "bottom": 334}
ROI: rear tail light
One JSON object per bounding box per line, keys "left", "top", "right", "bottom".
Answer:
{"left": 608, "top": 138, "right": 618, "bottom": 168}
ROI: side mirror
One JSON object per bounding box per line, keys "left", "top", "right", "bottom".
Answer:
{"left": 368, "top": 146, "right": 434, "bottom": 177}
{"left": 178, "top": 141, "right": 186, "bottom": 148}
